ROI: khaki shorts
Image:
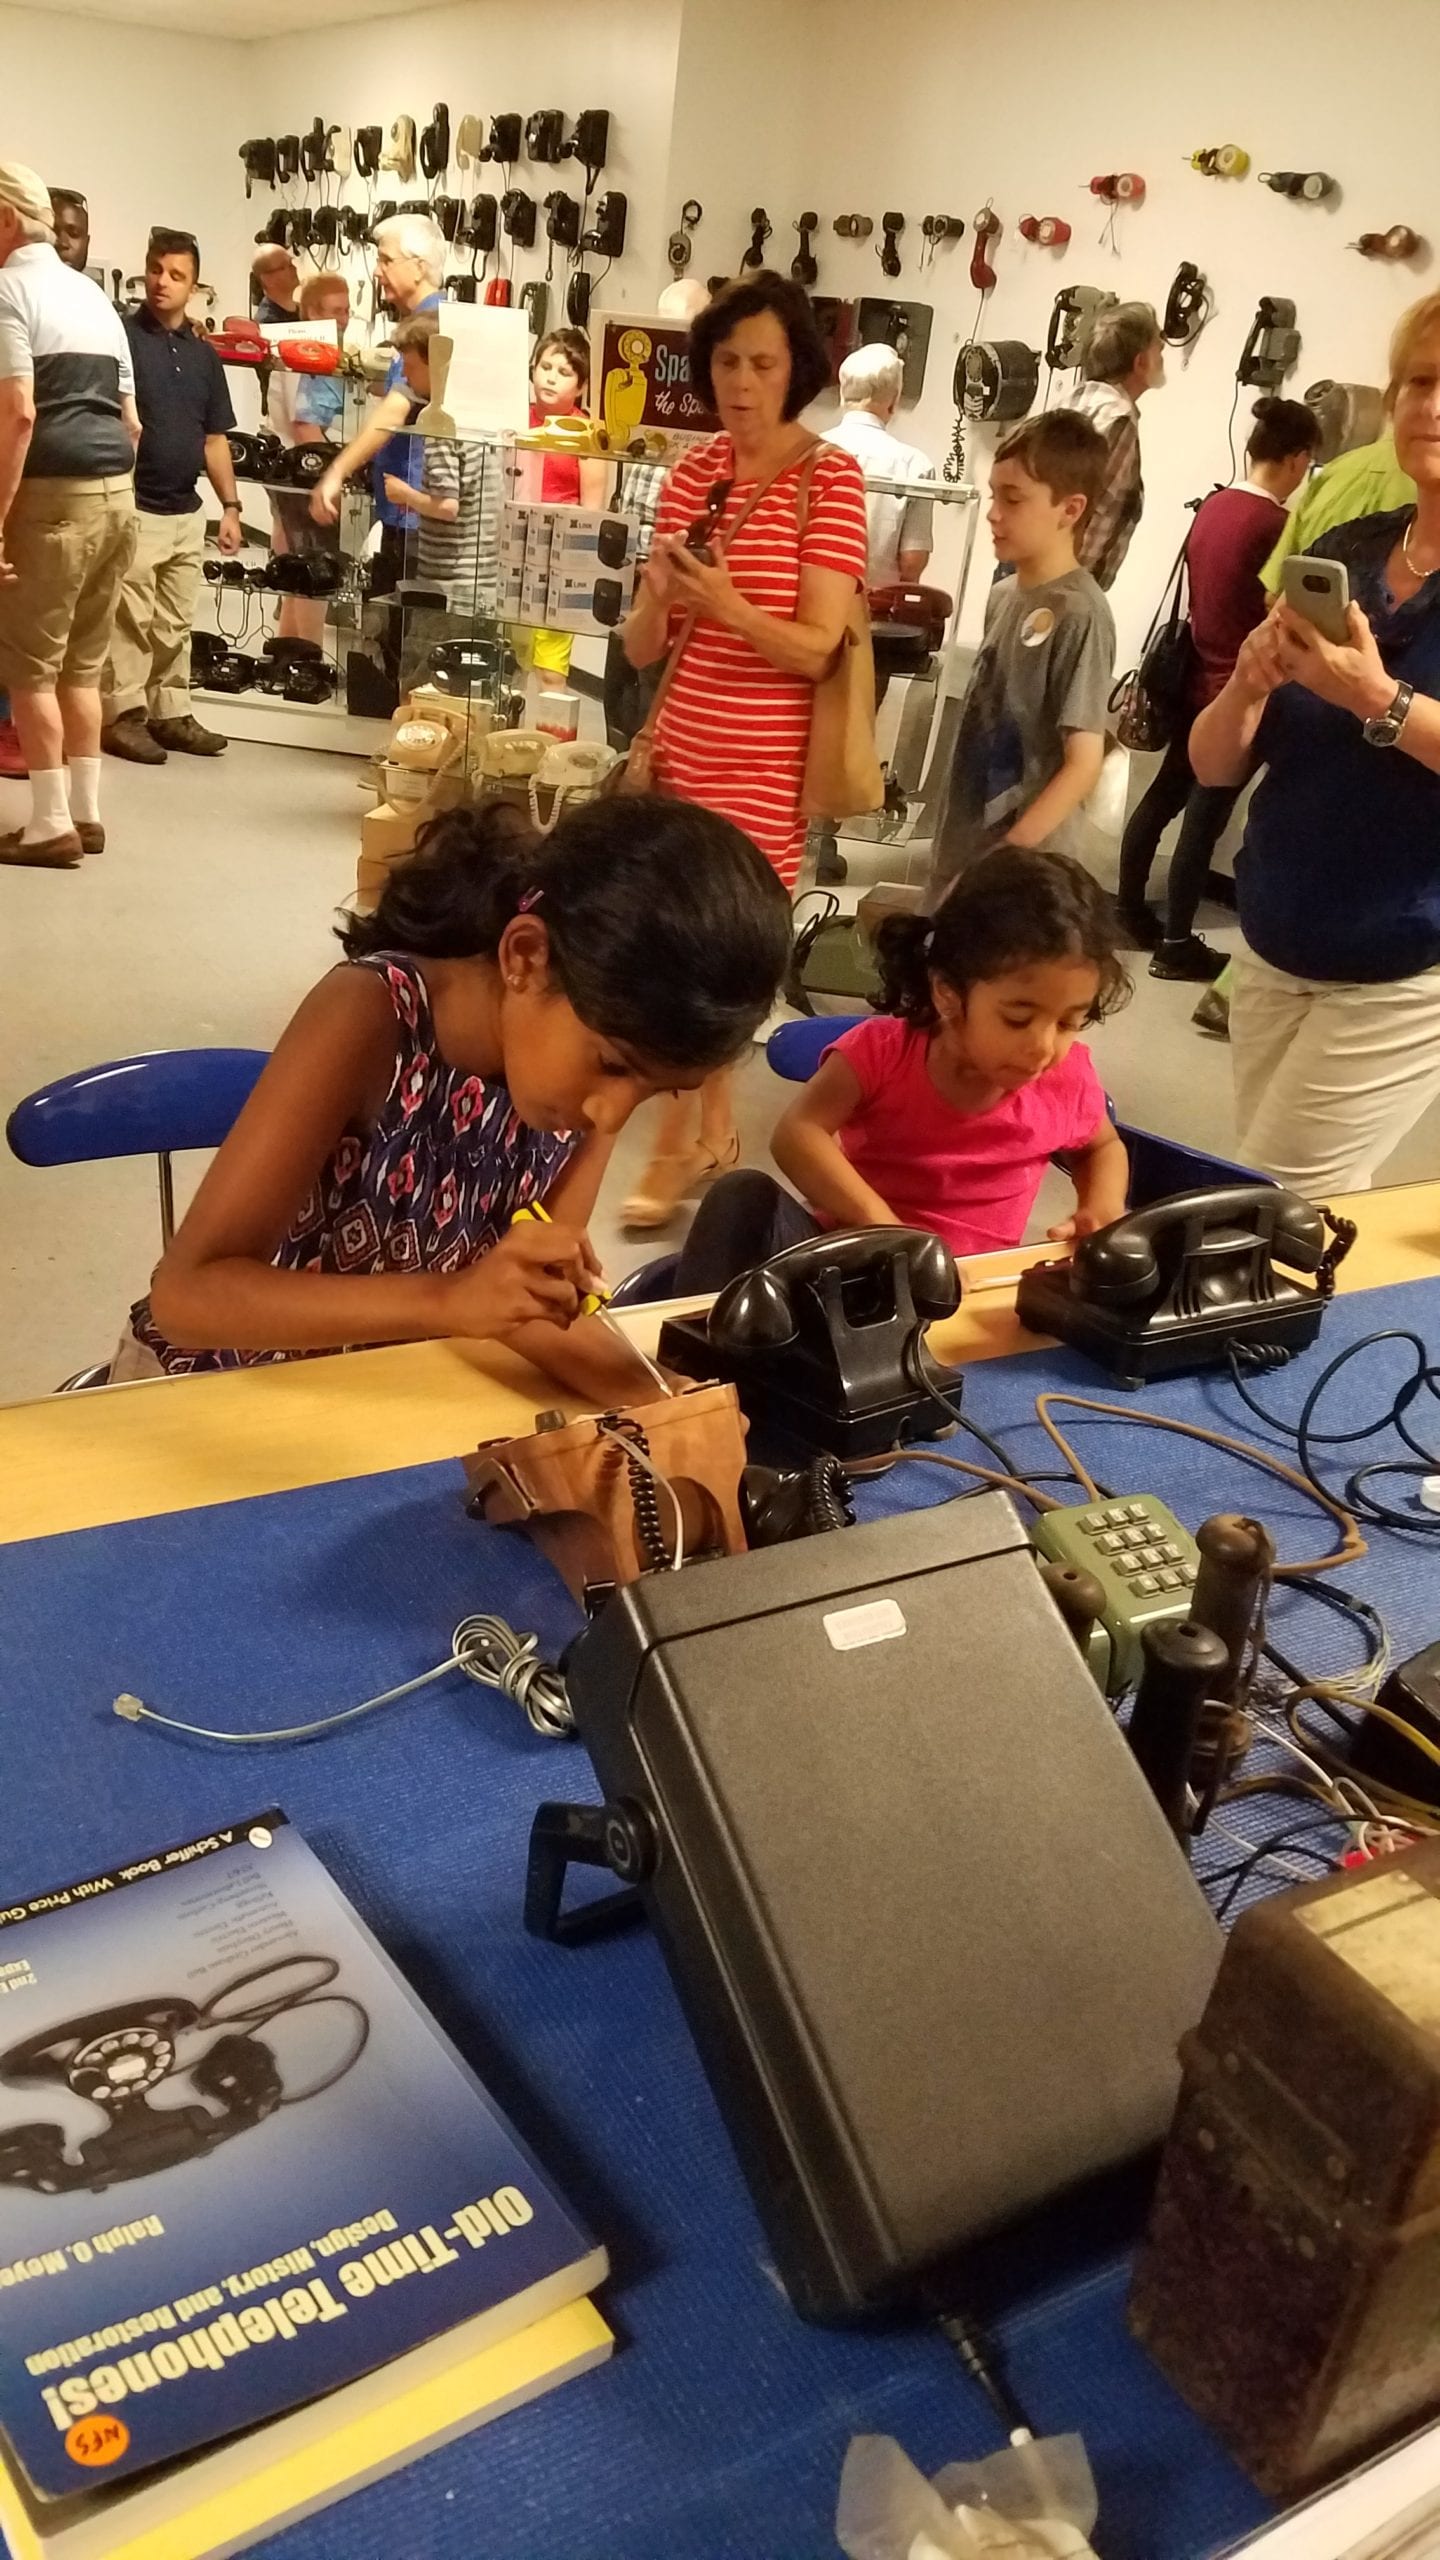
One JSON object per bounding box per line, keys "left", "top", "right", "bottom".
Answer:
{"left": 0, "top": 475, "right": 137, "bottom": 692}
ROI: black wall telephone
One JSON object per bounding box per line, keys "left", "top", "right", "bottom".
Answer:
{"left": 1238, "top": 296, "right": 1300, "bottom": 390}
{"left": 0, "top": 1957, "right": 368, "bottom": 2196}
{"left": 658, "top": 1226, "right": 961, "bottom": 1459}
{"left": 1016, "top": 1184, "right": 1354, "bottom": 1386}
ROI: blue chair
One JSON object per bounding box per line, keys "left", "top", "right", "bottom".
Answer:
{"left": 7, "top": 1049, "right": 269, "bottom": 1249}
{"left": 7, "top": 1050, "right": 269, "bottom": 1388}
{"left": 764, "top": 1014, "right": 1273, "bottom": 1206}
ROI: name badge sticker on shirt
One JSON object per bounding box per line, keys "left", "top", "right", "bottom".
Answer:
{"left": 1020, "top": 607, "right": 1056, "bottom": 648}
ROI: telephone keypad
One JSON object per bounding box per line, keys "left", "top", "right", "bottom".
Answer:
{"left": 1032, "top": 1491, "right": 1204, "bottom": 1694}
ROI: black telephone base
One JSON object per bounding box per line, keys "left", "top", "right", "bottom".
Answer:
{"left": 1015, "top": 1265, "right": 1325, "bottom": 1390}
{"left": 656, "top": 1313, "right": 955, "bottom": 1461}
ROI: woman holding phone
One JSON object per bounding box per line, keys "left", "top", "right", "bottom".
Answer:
{"left": 1191, "top": 291, "right": 1440, "bottom": 1193}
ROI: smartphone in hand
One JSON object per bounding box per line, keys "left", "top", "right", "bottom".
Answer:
{"left": 1282, "top": 555, "right": 1352, "bottom": 646}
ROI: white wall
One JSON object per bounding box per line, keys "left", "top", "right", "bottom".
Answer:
{"left": 759, "top": 0, "right": 1440, "bottom": 658}
{"left": 245, "top": 0, "right": 683, "bottom": 323}
{"left": 1, "top": 6, "right": 256, "bottom": 314}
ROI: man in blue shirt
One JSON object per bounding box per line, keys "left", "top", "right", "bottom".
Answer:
{"left": 309, "top": 212, "right": 444, "bottom": 588}
{"left": 101, "top": 228, "right": 241, "bottom": 763}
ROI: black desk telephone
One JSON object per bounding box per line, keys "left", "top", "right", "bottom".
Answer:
{"left": 1016, "top": 1184, "right": 1354, "bottom": 1386}
{"left": 658, "top": 1227, "right": 961, "bottom": 1459}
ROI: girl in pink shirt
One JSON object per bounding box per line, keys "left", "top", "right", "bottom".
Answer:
{"left": 675, "top": 849, "right": 1131, "bottom": 1286}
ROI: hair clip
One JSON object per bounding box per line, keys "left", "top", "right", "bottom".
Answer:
{"left": 920, "top": 925, "right": 936, "bottom": 955}
{"left": 517, "top": 886, "right": 544, "bottom": 912}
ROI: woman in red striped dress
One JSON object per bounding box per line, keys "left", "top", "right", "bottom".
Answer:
{"left": 619, "top": 273, "right": 870, "bottom": 1225}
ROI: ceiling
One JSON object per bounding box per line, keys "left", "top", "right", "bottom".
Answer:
{"left": 38, "top": 0, "right": 437, "bottom": 32}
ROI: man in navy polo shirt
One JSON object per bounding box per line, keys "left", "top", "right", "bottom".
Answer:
{"left": 101, "top": 228, "right": 241, "bottom": 764}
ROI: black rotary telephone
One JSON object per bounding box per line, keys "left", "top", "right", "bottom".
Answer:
{"left": 658, "top": 1227, "right": 962, "bottom": 1460}
{"left": 1015, "top": 1185, "right": 1355, "bottom": 1387}
{"left": 0, "top": 1957, "right": 368, "bottom": 2197}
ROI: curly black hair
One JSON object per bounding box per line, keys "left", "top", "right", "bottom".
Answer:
{"left": 875, "top": 848, "right": 1131, "bottom": 1030}
{"left": 689, "top": 271, "right": 830, "bottom": 419}
{"left": 340, "top": 796, "right": 792, "bottom": 1073}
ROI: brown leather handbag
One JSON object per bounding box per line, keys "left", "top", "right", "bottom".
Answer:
{"left": 796, "top": 450, "right": 885, "bottom": 823}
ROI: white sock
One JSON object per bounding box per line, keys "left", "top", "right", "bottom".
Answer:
{"left": 23, "top": 768, "right": 72, "bottom": 844}
{"left": 67, "top": 757, "right": 102, "bottom": 826}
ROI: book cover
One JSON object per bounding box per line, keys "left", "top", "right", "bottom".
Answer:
{"left": 0, "top": 1814, "right": 606, "bottom": 2505}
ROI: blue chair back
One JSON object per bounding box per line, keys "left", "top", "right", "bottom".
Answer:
{"left": 766, "top": 1015, "right": 864, "bottom": 1082}
{"left": 7, "top": 1048, "right": 269, "bottom": 1248}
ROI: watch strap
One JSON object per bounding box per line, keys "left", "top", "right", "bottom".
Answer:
{"left": 1364, "top": 679, "right": 1414, "bottom": 746}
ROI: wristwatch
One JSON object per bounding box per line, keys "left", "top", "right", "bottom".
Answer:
{"left": 221, "top": 499, "right": 242, "bottom": 515}
{"left": 1362, "top": 680, "right": 1414, "bottom": 748}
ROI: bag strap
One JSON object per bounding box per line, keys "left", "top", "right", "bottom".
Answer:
{"left": 634, "top": 439, "right": 823, "bottom": 745}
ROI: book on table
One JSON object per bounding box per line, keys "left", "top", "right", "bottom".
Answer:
{"left": 0, "top": 1811, "right": 610, "bottom": 2559}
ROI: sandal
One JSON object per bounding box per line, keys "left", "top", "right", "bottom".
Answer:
{"left": 621, "top": 1148, "right": 707, "bottom": 1230}
{"left": 694, "top": 1131, "right": 741, "bottom": 1187}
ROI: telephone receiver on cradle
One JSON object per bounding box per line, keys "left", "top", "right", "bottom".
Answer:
{"left": 1015, "top": 1183, "right": 1354, "bottom": 1387}
{"left": 658, "top": 1225, "right": 962, "bottom": 1460}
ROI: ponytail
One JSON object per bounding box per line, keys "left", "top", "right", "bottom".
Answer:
{"left": 876, "top": 848, "right": 1131, "bottom": 1028}
{"left": 338, "top": 795, "right": 792, "bottom": 1074}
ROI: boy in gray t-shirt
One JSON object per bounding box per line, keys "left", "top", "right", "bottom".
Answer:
{"left": 933, "top": 412, "right": 1114, "bottom": 892}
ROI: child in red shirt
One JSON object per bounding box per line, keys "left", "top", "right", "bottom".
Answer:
{"left": 674, "top": 848, "right": 1131, "bottom": 1285}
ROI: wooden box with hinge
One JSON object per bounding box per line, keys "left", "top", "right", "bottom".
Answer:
{"left": 1129, "top": 1840, "right": 1440, "bottom": 2496}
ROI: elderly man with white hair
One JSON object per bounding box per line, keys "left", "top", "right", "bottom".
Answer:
{"left": 309, "top": 211, "right": 445, "bottom": 585}
{"left": 824, "top": 341, "right": 936, "bottom": 589}
{"left": 0, "top": 158, "right": 137, "bottom": 867}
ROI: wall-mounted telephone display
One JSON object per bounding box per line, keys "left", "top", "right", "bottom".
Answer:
{"left": 419, "top": 102, "right": 451, "bottom": 179}
{"left": 1020, "top": 214, "right": 1072, "bottom": 249}
{"left": 1237, "top": 295, "right": 1300, "bottom": 388}
{"left": 524, "top": 108, "right": 566, "bottom": 165}
{"left": 1260, "top": 169, "right": 1336, "bottom": 202}
{"left": 811, "top": 296, "right": 858, "bottom": 384}
{"left": 1015, "top": 1184, "right": 1353, "bottom": 1387}
{"left": 741, "top": 206, "right": 772, "bottom": 270}
{"left": 1305, "top": 376, "right": 1385, "bottom": 463}
{"left": 792, "top": 210, "right": 820, "bottom": 288}
{"left": 833, "top": 213, "right": 873, "bottom": 241}
{"left": 1188, "top": 145, "right": 1250, "bottom": 179}
{"left": 1163, "top": 261, "right": 1211, "bottom": 350}
{"left": 658, "top": 1226, "right": 962, "bottom": 1459}
{"left": 500, "top": 188, "right": 537, "bottom": 249}
{"left": 1046, "top": 285, "right": 1116, "bottom": 372}
{"left": 481, "top": 112, "right": 522, "bottom": 164}
{"left": 953, "top": 337, "right": 1040, "bottom": 421}
{"left": 582, "top": 192, "right": 627, "bottom": 260}
{"left": 563, "top": 108, "right": 610, "bottom": 187}
{"left": 669, "top": 198, "right": 703, "bottom": 273}
{"left": 877, "top": 210, "right": 906, "bottom": 277}
{"left": 855, "top": 296, "right": 932, "bottom": 402}
{"left": 1356, "top": 224, "right": 1425, "bottom": 261}
{"left": 970, "top": 203, "right": 1002, "bottom": 290}
{"left": 919, "top": 212, "right": 965, "bottom": 265}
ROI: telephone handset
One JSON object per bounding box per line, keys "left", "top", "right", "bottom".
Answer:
{"left": 1016, "top": 1183, "right": 1354, "bottom": 1387}
{"left": 658, "top": 1226, "right": 962, "bottom": 1459}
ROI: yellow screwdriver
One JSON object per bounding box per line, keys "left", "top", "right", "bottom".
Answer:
{"left": 510, "top": 1204, "right": 674, "bottom": 1397}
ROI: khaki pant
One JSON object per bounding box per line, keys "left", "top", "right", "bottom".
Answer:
{"left": 103, "top": 508, "right": 206, "bottom": 722}
{"left": 0, "top": 475, "right": 136, "bottom": 693}
{"left": 1231, "top": 943, "right": 1440, "bottom": 1194}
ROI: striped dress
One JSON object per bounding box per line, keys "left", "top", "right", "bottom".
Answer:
{"left": 651, "top": 435, "right": 869, "bottom": 889}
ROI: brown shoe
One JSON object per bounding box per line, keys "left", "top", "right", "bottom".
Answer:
{"left": 103, "top": 710, "right": 167, "bottom": 764}
{"left": 76, "top": 822, "right": 105, "bottom": 856}
{"left": 0, "top": 827, "right": 83, "bottom": 868}
{"left": 148, "top": 714, "right": 227, "bottom": 757}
